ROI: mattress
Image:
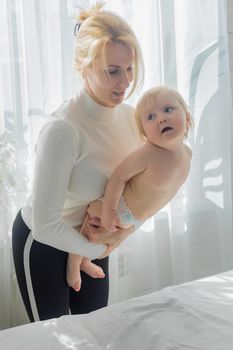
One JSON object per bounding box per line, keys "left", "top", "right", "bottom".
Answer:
{"left": 1, "top": 270, "right": 233, "bottom": 349}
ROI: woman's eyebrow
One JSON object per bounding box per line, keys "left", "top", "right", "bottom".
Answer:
{"left": 107, "top": 65, "right": 119, "bottom": 68}
{"left": 107, "top": 64, "right": 133, "bottom": 68}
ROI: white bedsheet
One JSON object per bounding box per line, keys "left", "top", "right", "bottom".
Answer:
{"left": 1, "top": 270, "right": 233, "bottom": 349}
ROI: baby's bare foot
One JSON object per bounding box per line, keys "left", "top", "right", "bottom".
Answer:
{"left": 80, "top": 258, "right": 105, "bottom": 278}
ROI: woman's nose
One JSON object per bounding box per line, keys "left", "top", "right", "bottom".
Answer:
{"left": 118, "top": 72, "right": 130, "bottom": 88}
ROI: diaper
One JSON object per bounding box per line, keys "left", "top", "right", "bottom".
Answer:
{"left": 98, "top": 195, "right": 143, "bottom": 229}
{"left": 116, "top": 195, "right": 143, "bottom": 227}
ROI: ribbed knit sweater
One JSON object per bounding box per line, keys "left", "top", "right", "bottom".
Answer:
{"left": 21, "top": 90, "right": 140, "bottom": 259}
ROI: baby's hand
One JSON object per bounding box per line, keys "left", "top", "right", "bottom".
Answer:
{"left": 101, "top": 209, "right": 120, "bottom": 232}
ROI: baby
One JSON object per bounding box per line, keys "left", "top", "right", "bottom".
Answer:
{"left": 67, "top": 86, "right": 193, "bottom": 291}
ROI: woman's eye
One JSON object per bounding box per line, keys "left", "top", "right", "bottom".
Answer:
{"left": 105, "top": 67, "right": 119, "bottom": 75}
{"left": 147, "top": 113, "right": 156, "bottom": 121}
{"left": 164, "top": 106, "right": 174, "bottom": 113}
{"left": 108, "top": 70, "right": 117, "bottom": 75}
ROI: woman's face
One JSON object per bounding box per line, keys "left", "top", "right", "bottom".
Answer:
{"left": 83, "top": 41, "right": 135, "bottom": 107}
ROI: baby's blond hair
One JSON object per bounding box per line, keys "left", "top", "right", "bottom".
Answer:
{"left": 74, "top": 1, "right": 144, "bottom": 98}
{"left": 135, "top": 86, "right": 193, "bottom": 141}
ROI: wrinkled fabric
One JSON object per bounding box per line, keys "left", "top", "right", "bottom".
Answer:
{"left": 1, "top": 270, "right": 233, "bottom": 349}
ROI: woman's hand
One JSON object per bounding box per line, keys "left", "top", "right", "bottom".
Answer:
{"left": 80, "top": 199, "right": 135, "bottom": 246}
{"left": 80, "top": 200, "right": 106, "bottom": 238}
{"left": 86, "top": 199, "right": 103, "bottom": 219}
{"left": 101, "top": 208, "right": 120, "bottom": 232}
{"left": 86, "top": 223, "right": 135, "bottom": 245}
{"left": 96, "top": 226, "right": 134, "bottom": 259}
{"left": 79, "top": 200, "right": 102, "bottom": 237}
{"left": 81, "top": 212, "right": 135, "bottom": 246}
{"left": 80, "top": 199, "right": 109, "bottom": 239}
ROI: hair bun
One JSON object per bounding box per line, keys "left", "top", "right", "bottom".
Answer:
{"left": 76, "top": 1, "right": 104, "bottom": 24}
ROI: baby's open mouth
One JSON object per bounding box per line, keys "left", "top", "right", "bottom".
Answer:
{"left": 161, "top": 127, "right": 173, "bottom": 134}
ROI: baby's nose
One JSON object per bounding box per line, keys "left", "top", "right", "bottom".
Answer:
{"left": 159, "top": 115, "right": 168, "bottom": 123}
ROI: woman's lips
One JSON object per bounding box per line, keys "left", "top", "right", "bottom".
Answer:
{"left": 113, "top": 91, "right": 125, "bottom": 96}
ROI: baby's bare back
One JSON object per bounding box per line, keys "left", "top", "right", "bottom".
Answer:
{"left": 123, "top": 143, "right": 191, "bottom": 221}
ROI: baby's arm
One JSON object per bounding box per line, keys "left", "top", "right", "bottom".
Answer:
{"left": 102, "top": 148, "right": 147, "bottom": 231}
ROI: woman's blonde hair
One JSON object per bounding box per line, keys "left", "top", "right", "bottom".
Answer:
{"left": 135, "top": 86, "right": 194, "bottom": 141}
{"left": 74, "top": 1, "right": 144, "bottom": 98}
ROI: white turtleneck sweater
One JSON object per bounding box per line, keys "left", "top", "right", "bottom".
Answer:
{"left": 21, "top": 90, "right": 141, "bottom": 259}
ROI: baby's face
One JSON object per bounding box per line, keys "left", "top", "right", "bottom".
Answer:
{"left": 140, "top": 90, "right": 189, "bottom": 149}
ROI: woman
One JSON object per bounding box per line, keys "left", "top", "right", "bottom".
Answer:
{"left": 12, "top": 2, "right": 144, "bottom": 322}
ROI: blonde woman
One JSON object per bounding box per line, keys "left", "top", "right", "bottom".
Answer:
{"left": 68, "top": 86, "right": 193, "bottom": 292}
{"left": 12, "top": 2, "right": 144, "bottom": 321}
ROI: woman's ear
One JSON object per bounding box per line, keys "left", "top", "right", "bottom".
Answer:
{"left": 187, "top": 111, "right": 193, "bottom": 128}
{"left": 82, "top": 67, "right": 87, "bottom": 79}
{"left": 184, "top": 112, "right": 192, "bottom": 137}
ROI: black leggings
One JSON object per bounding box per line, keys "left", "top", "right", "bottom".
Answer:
{"left": 12, "top": 210, "right": 109, "bottom": 322}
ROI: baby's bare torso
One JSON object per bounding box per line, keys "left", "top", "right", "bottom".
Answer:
{"left": 123, "top": 142, "right": 191, "bottom": 220}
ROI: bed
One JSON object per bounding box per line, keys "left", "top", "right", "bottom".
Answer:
{"left": 1, "top": 270, "right": 233, "bottom": 349}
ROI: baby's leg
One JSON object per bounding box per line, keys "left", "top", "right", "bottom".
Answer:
{"left": 67, "top": 254, "right": 105, "bottom": 292}
{"left": 66, "top": 253, "right": 83, "bottom": 292}
{"left": 80, "top": 258, "right": 105, "bottom": 279}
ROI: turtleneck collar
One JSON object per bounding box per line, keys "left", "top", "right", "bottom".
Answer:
{"left": 78, "top": 89, "right": 118, "bottom": 124}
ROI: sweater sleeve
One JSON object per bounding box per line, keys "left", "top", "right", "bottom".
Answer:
{"left": 32, "top": 120, "right": 105, "bottom": 260}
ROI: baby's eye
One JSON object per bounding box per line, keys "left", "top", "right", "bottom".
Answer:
{"left": 147, "top": 113, "right": 156, "bottom": 121}
{"left": 164, "top": 106, "right": 174, "bottom": 113}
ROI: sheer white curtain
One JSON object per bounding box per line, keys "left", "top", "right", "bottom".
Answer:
{"left": 0, "top": 0, "right": 75, "bottom": 329}
{"left": 107, "top": 0, "right": 233, "bottom": 302}
{"left": 0, "top": 0, "right": 232, "bottom": 329}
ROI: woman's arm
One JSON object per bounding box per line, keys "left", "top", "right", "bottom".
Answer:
{"left": 32, "top": 121, "right": 105, "bottom": 259}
